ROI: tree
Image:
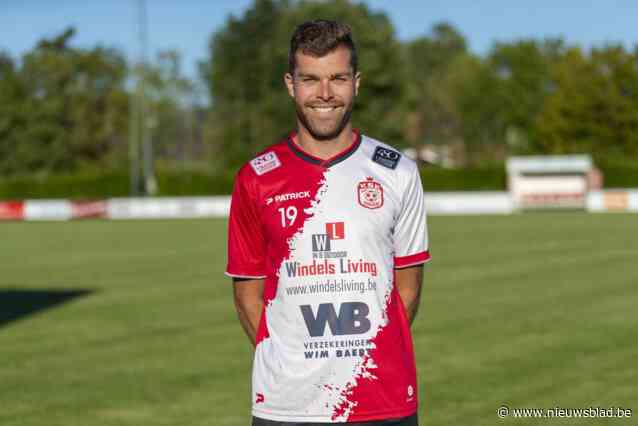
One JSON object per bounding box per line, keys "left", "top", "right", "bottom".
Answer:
{"left": 402, "top": 23, "right": 470, "bottom": 161}
{"left": 200, "top": 0, "right": 288, "bottom": 170}
{"left": 485, "top": 39, "right": 565, "bottom": 154}
{"left": 142, "top": 50, "right": 202, "bottom": 165}
{"left": 0, "top": 52, "right": 28, "bottom": 175}
{"left": 536, "top": 45, "right": 638, "bottom": 157}
{"left": 0, "top": 27, "right": 129, "bottom": 176}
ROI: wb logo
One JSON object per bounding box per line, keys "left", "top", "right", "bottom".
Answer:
{"left": 300, "top": 302, "right": 371, "bottom": 337}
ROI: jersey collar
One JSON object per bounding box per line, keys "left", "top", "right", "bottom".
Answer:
{"left": 286, "top": 129, "right": 362, "bottom": 168}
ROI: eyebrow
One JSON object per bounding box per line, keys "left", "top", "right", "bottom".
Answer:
{"left": 296, "top": 72, "right": 352, "bottom": 79}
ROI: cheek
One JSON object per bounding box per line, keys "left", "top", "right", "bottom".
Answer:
{"left": 335, "top": 85, "right": 355, "bottom": 101}
{"left": 293, "top": 86, "right": 313, "bottom": 103}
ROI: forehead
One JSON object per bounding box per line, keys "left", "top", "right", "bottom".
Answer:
{"left": 294, "top": 46, "right": 353, "bottom": 75}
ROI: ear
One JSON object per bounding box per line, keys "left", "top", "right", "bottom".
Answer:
{"left": 284, "top": 72, "right": 295, "bottom": 98}
{"left": 354, "top": 72, "right": 361, "bottom": 96}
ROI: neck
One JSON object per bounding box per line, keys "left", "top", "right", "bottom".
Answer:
{"left": 294, "top": 123, "right": 354, "bottom": 160}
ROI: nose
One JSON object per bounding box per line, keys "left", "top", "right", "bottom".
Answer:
{"left": 318, "top": 79, "right": 333, "bottom": 100}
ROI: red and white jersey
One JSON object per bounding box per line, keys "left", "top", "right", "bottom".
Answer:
{"left": 226, "top": 130, "right": 430, "bottom": 423}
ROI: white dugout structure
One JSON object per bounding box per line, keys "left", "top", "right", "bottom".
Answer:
{"left": 507, "top": 155, "right": 593, "bottom": 210}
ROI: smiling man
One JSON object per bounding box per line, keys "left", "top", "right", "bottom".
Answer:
{"left": 226, "top": 20, "right": 430, "bottom": 426}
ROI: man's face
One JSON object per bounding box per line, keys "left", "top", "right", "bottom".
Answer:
{"left": 285, "top": 46, "right": 360, "bottom": 141}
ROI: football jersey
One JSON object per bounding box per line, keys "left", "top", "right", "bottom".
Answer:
{"left": 226, "top": 130, "right": 430, "bottom": 423}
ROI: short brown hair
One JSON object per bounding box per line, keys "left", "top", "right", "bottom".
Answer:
{"left": 288, "top": 20, "right": 357, "bottom": 75}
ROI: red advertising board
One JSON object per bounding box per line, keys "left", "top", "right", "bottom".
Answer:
{"left": 71, "top": 200, "right": 107, "bottom": 219}
{"left": 0, "top": 201, "right": 24, "bottom": 220}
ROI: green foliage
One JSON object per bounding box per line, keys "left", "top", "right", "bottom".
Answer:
{"left": 0, "top": 29, "right": 203, "bottom": 181}
{"left": 137, "top": 50, "right": 202, "bottom": 163}
{"left": 597, "top": 158, "right": 638, "bottom": 188}
{"left": 536, "top": 45, "right": 638, "bottom": 157}
{"left": 455, "top": 39, "right": 567, "bottom": 162}
{"left": 0, "top": 28, "right": 129, "bottom": 175}
{"left": 0, "top": 172, "right": 129, "bottom": 199}
{"left": 420, "top": 165, "right": 507, "bottom": 191}
{"left": 0, "top": 170, "right": 235, "bottom": 199}
{"left": 403, "top": 23, "right": 470, "bottom": 151}
{"left": 489, "top": 39, "right": 565, "bottom": 151}
{"left": 200, "top": 0, "right": 291, "bottom": 168}
{"left": 155, "top": 169, "right": 236, "bottom": 196}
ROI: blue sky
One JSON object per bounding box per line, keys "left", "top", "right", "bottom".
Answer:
{"left": 1, "top": 0, "right": 637, "bottom": 78}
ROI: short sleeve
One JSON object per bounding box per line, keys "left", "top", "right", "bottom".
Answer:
{"left": 225, "top": 169, "right": 267, "bottom": 278}
{"left": 393, "top": 164, "right": 431, "bottom": 268}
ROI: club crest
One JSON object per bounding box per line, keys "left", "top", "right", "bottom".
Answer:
{"left": 357, "top": 177, "right": 384, "bottom": 209}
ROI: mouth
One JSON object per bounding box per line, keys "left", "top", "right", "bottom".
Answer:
{"left": 308, "top": 105, "right": 342, "bottom": 113}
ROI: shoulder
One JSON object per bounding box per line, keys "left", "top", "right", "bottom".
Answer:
{"left": 359, "top": 134, "right": 418, "bottom": 176}
{"left": 236, "top": 139, "right": 290, "bottom": 183}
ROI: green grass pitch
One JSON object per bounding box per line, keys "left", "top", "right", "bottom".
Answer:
{"left": 1, "top": 214, "right": 637, "bottom": 426}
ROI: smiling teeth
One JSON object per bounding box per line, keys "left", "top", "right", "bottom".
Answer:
{"left": 312, "top": 107, "right": 337, "bottom": 111}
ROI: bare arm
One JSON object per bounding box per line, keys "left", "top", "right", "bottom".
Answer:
{"left": 395, "top": 265, "right": 424, "bottom": 326}
{"left": 232, "top": 278, "right": 265, "bottom": 346}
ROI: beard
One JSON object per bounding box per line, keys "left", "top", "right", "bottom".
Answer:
{"left": 294, "top": 99, "right": 354, "bottom": 141}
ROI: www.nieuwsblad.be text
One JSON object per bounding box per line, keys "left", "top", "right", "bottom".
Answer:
{"left": 497, "top": 405, "right": 632, "bottom": 419}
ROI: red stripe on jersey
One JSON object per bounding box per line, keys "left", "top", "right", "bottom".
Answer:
{"left": 255, "top": 301, "right": 270, "bottom": 345}
{"left": 394, "top": 251, "right": 431, "bottom": 269}
{"left": 332, "top": 277, "right": 418, "bottom": 421}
